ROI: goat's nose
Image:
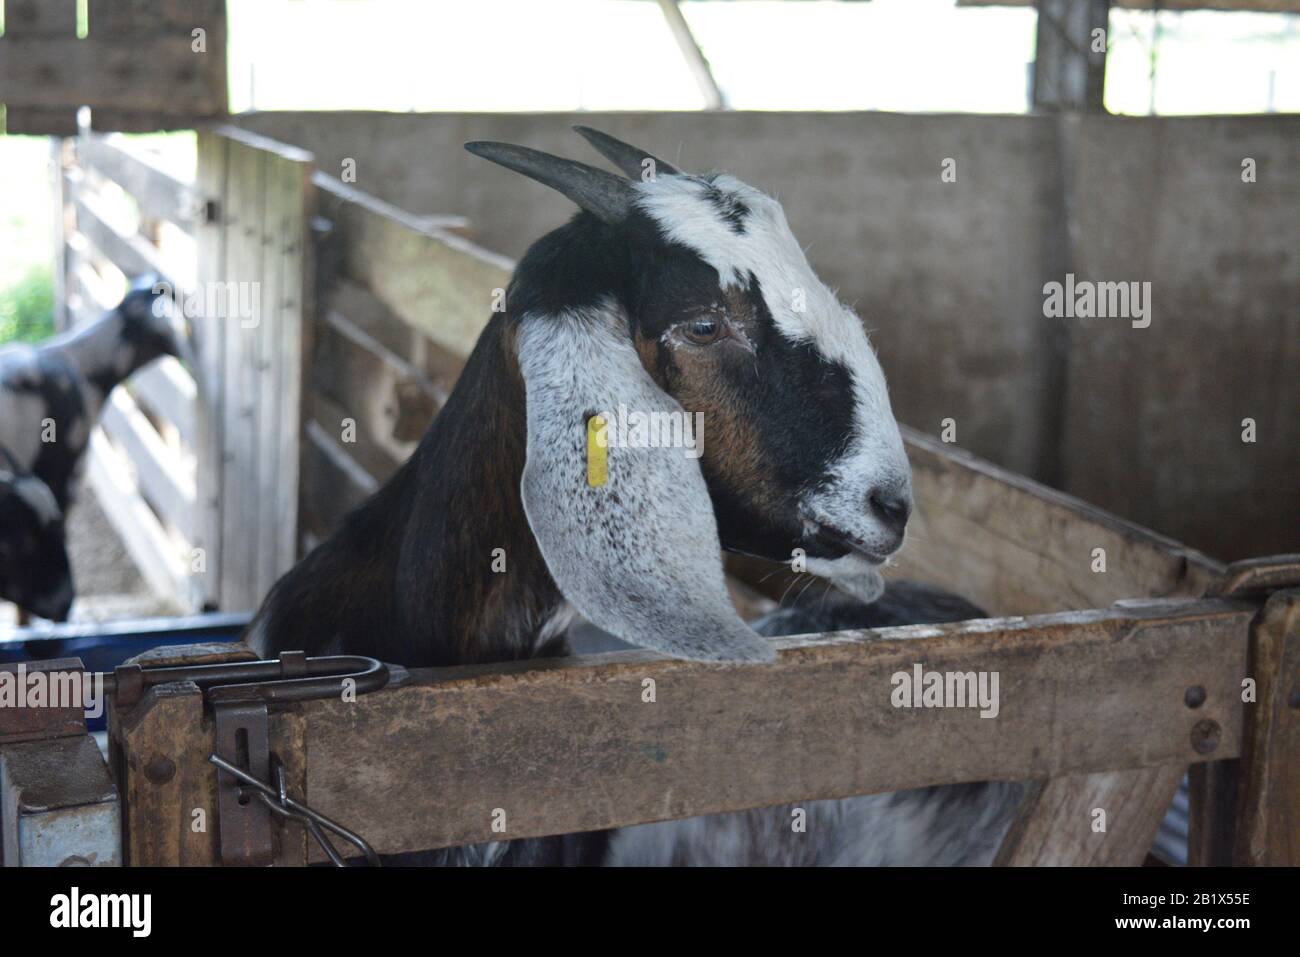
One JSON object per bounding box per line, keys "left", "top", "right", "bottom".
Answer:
{"left": 868, "top": 486, "right": 911, "bottom": 537}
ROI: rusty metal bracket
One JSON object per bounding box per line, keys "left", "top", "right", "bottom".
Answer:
{"left": 212, "top": 701, "right": 274, "bottom": 866}
{"left": 1207, "top": 554, "right": 1300, "bottom": 599}
{"left": 103, "top": 651, "right": 388, "bottom": 867}
{"left": 103, "top": 650, "right": 388, "bottom": 708}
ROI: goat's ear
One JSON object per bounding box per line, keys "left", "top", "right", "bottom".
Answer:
{"left": 515, "top": 308, "right": 774, "bottom": 663}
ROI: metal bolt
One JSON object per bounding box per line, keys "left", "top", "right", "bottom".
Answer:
{"left": 1191, "top": 719, "right": 1221, "bottom": 755}
{"left": 1184, "top": 685, "right": 1206, "bottom": 709}
{"left": 145, "top": 755, "right": 177, "bottom": 785}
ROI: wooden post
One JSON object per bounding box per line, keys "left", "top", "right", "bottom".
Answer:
{"left": 195, "top": 128, "right": 315, "bottom": 612}
{"left": 107, "top": 643, "right": 307, "bottom": 866}
{"left": 0, "top": 0, "right": 80, "bottom": 135}
{"left": 995, "top": 767, "right": 1185, "bottom": 866}
{"left": 1032, "top": 0, "right": 1110, "bottom": 113}
{"left": 1233, "top": 588, "right": 1300, "bottom": 865}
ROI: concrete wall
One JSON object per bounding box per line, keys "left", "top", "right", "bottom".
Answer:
{"left": 237, "top": 110, "right": 1299, "bottom": 561}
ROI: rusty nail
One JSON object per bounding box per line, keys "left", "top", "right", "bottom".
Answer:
{"left": 1191, "top": 719, "right": 1221, "bottom": 755}
{"left": 1184, "top": 685, "right": 1206, "bottom": 709}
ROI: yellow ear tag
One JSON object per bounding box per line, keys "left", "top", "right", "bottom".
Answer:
{"left": 587, "top": 414, "right": 609, "bottom": 487}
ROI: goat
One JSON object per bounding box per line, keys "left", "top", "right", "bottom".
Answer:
{"left": 0, "top": 459, "right": 73, "bottom": 623}
{"left": 0, "top": 275, "right": 181, "bottom": 513}
{"left": 246, "top": 128, "right": 1023, "bottom": 864}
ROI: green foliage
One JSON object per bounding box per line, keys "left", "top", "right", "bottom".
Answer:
{"left": 0, "top": 265, "right": 55, "bottom": 345}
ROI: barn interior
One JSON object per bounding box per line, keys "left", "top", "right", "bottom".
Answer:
{"left": 0, "top": 0, "right": 1296, "bottom": 873}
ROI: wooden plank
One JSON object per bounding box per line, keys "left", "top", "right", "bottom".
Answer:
{"left": 218, "top": 138, "right": 264, "bottom": 612}
{"left": 110, "top": 682, "right": 216, "bottom": 865}
{"left": 312, "top": 310, "right": 442, "bottom": 475}
{"left": 131, "top": 357, "right": 197, "bottom": 449}
{"left": 308, "top": 390, "right": 402, "bottom": 488}
{"left": 0, "top": 0, "right": 79, "bottom": 135}
{"left": 99, "top": 389, "right": 195, "bottom": 541}
{"left": 51, "top": 139, "right": 71, "bottom": 331}
{"left": 86, "top": 430, "right": 189, "bottom": 606}
{"left": 994, "top": 766, "right": 1185, "bottom": 866}
{"left": 4, "top": 107, "right": 78, "bottom": 136}
{"left": 0, "top": 37, "right": 225, "bottom": 115}
{"left": 270, "top": 149, "right": 313, "bottom": 576}
{"left": 315, "top": 174, "right": 514, "bottom": 359}
{"left": 89, "top": 0, "right": 227, "bottom": 33}
{"left": 191, "top": 127, "right": 314, "bottom": 610}
{"left": 192, "top": 131, "right": 228, "bottom": 609}
{"left": 78, "top": 134, "right": 200, "bottom": 234}
{"left": 3, "top": 0, "right": 78, "bottom": 33}
{"left": 1187, "top": 759, "right": 1240, "bottom": 866}
{"left": 1233, "top": 588, "right": 1300, "bottom": 865}
{"left": 300, "top": 421, "right": 379, "bottom": 541}
{"left": 71, "top": 189, "right": 192, "bottom": 293}
{"left": 254, "top": 154, "right": 290, "bottom": 599}
{"left": 891, "top": 427, "right": 1223, "bottom": 616}
{"left": 301, "top": 600, "right": 1250, "bottom": 856}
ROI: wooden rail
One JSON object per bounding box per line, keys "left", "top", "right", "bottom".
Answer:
{"left": 293, "top": 600, "right": 1250, "bottom": 858}
{"left": 0, "top": 0, "right": 226, "bottom": 135}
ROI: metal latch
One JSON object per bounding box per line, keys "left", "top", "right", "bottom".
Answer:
{"left": 105, "top": 651, "right": 388, "bottom": 867}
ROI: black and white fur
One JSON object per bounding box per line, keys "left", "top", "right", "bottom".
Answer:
{"left": 0, "top": 275, "right": 181, "bottom": 512}
{"left": 247, "top": 129, "right": 1021, "bottom": 864}
{"left": 0, "top": 460, "right": 74, "bottom": 622}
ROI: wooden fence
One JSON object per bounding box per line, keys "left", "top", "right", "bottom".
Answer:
{"left": 55, "top": 127, "right": 203, "bottom": 608}
{"left": 53, "top": 126, "right": 317, "bottom": 613}
{"left": 301, "top": 176, "right": 506, "bottom": 543}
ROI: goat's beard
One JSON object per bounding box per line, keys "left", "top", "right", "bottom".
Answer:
{"left": 804, "top": 553, "right": 886, "bottom": 606}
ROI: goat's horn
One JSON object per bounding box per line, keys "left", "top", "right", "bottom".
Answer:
{"left": 464, "top": 141, "right": 634, "bottom": 224}
{"left": 572, "top": 126, "right": 681, "bottom": 180}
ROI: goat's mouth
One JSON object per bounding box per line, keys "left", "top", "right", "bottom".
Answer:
{"left": 799, "top": 509, "right": 892, "bottom": 565}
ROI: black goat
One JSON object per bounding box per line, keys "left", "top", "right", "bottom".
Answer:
{"left": 0, "top": 460, "right": 73, "bottom": 622}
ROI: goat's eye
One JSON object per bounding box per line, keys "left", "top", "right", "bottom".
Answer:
{"left": 682, "top": 317, "right": 724, "bottom": 345}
